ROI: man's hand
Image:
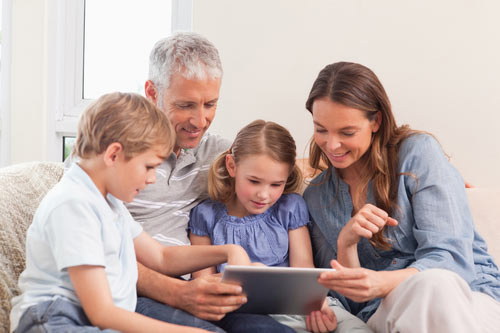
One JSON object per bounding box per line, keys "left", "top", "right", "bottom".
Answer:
{"left": 174, "top": 274, "right": 247, "bottom": 321}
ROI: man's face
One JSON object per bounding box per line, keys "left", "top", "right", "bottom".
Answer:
{"left": 148, "top": 73, "right": 221, "bottom": 155}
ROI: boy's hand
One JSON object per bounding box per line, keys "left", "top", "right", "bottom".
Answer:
{"left": 305, "top": 299, "right": 337, "bottom": 333}
{"left": 177, "top": 274, "right": 247, "bottom": 321}
{"left": 226, "top": 244, "right": 252, "bottom": 266}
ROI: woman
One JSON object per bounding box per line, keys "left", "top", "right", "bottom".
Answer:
{"left": 303, "top": 61, "right": 500, "bottom": 332}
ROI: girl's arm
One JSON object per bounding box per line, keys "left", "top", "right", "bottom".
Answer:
{"left": 68, "top": 265, "right": 207, "bottom": 333}
{"left": 288, "top": 225, "right": 314, "bottom": 268}
{"left": 289, "top": 225, "right": 338, "bottom": 332}
{"left": 134, "top": 231, "right": 250, "bottom": 277}
{"left": 189, "top": 233, "right": 218, "bottom": 278}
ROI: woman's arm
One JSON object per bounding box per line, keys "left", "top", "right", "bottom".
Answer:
{"left": 336, "top": 204, "right": 398, "bottom": 268}
{"left": 401, "top": 135, "right": 477, "bottom": 280}
{"left": 317, "top": 260, "right": 418, "bottom": 302}
{"left": 288, "top": 225, "right": 315, "bottom": 268}
{"left": 189, "top": 233, "right": 218, "bottom": 278}
{"left": 68, "top": 265, "right": 208, "bottom": 333}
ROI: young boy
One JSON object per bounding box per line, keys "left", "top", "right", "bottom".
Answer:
{"left": 10, "top": 92, "right": 251, "bottom": 333}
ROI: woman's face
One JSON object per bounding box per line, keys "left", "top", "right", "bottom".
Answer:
{"left": 312, "top": 97, "right": 380, "bottom": 176}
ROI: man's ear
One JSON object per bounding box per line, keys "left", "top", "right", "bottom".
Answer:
{"left": 103, "top": 142, "right": 124, "bottom": 166}
{"left": 225, "top": 154, "right": 236, "bottom": 177}
{"left": 145, "top": 80, "right": 159, "bottom": 105}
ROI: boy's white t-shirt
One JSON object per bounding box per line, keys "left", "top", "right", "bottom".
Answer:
{"left": 10, "top": 163, "right": 143, "bottom": 332}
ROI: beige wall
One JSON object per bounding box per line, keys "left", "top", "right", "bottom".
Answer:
{"left": 6, "top": 1, "right": 500, "bottom": 187}
{"left": 9, "top": 0, "right": 48, "bottom": 163}
{"left": 193, "top": 0, "right": 500, "bottom": 188}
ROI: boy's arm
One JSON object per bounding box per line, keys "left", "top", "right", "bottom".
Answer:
{"left": 288, "top": 225, "right": 315, "bottom": 268}
{"left": 68, "top": 265, "right": 207, "bottom": 333}
{"left": 189, "top": 233, "right": 218, "bottom": 278}
{"left": 134, "top": 231, "right": 250, "bottom": 320}
{"left": 134, "top": 231, "right": 250, "bottom": 276}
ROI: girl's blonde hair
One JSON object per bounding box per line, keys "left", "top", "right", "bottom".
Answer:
{"left": 73, "top": 92, "right": 174, "bottom": 160}
{"left": 209, "top": 120, "right": 302, "bottom": 203}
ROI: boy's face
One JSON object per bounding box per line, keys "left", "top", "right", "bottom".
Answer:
{"left": 109, "top": 148, "right": 165, "bottom": 203}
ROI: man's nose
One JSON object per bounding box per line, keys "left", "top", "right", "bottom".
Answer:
{"left": 189, "top": 107, "right": 208, "bottom": 129}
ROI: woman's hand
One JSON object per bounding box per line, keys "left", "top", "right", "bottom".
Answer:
{"left": 226, "top": 244, "right": 252, "bottom": 266}
{"left": 318, "top": 260, "right": 418, "bottom": 303}
{"left": 338, "top": 203, "right": 398, "bottom": 248}
{"left": 305, "top": 299, "right": 337, "bottom": 332}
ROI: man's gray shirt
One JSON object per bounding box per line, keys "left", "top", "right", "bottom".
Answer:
{"left": 126, "top": 133, "right": 230, "bottom": 247}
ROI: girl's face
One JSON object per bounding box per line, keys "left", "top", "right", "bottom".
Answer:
{"left": 312, "top": 97, "right": 380, "bottom": 177}
{"left": 226, "top": 153, "right": 289, "bottom": 217}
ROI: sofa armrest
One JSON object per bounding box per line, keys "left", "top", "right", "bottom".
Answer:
{"left": 0, "top": 161, "right": 64, "bottom": 332}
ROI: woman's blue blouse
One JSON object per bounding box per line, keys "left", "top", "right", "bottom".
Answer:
{"left": 303, "top": 134, "right": 500, "bottom": 322}
{"left": 189, "top": 193, "right": 309, "bottom": 272}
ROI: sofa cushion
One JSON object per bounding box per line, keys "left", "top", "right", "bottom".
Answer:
{"left": 0, "top": 161, "right": 63, "bottom": 332}
{"left": 466, "top": 188, "right": 500, "bottom": 263}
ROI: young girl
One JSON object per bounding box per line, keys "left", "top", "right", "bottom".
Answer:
{"left": 188, "top": 120, "right": 372, "bottom": 333}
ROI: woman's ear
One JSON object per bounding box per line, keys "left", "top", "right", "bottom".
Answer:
{"left": 371, "top": 111, "right": 382, "bottom": 133}
{"left": 103, "top": 142, "right": 124, "bottom": 166}
{"left": 225, "top": 154, "right": 236, "bottom": 177}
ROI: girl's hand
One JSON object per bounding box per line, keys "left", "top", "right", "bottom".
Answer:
{"left": 305, "top": 299, "right": 337, "bottom": 332}
{"left": 338, "top": 203, "right": 398, "bottom": 248}
{"left": 226, "top": 244, "right": 252, "bottom": 266}
{"left": 317, "top": 260, "right": 392, "bottom": 303}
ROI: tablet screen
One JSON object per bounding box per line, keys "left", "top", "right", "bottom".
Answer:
{"left": 221, "top": 265, "right": 335, "bottom": 315}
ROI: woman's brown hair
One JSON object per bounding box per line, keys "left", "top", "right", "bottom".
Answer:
{"left": 208, "top": 120, "right": 302, "bottom": 203}
{"left": 306, "top": 62, "right": 417, "bottom": 250}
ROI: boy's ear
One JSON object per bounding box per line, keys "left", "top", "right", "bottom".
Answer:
{"left": 145, "top": 80, "right": 159, "bottom": 106}
{"left": 103, "top": 142, "right": 124, "bottom": 166}
{"left": 225, "top": 154, "right": 236, "bottom": 177}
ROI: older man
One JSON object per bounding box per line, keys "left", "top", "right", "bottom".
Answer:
{"left": 131, "top": 33, "right": 294, "bottom": 333}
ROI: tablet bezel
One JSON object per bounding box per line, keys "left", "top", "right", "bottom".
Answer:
{"left": 221, "top": 265, "right": 334, "bottom": 315}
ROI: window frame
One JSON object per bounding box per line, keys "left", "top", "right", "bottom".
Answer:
{"left": 47, "top": 0, "right": 193, "bottom": 161}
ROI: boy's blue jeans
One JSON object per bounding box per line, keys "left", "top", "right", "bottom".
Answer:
{"left": 14, "top": 297, "right": 117, "bottom": 333}
{"left": 15, "top": 296, "right": 295, "bottom": 333}
{"left": 136, "top": 296, "right": 296, "bottom": 333}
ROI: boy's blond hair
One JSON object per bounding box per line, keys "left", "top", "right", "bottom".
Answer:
{"left": 73, "top": 92, "right": 174, "bottom": 160}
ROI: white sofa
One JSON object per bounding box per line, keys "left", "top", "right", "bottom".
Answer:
{"left": 0, "top": 161, "right": 498, "bottom": 333}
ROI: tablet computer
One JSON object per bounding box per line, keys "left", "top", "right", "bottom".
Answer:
{"left": 221, "top": 265, "right": 334, "bottom": 315}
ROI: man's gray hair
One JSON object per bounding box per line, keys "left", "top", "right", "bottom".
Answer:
{"left": 148, "top": 32, "right": 223, "bottom": 90}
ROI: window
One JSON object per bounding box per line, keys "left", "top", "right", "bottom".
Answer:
{"left": 49, "top": 0, "right": 192, "bottom": 161}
